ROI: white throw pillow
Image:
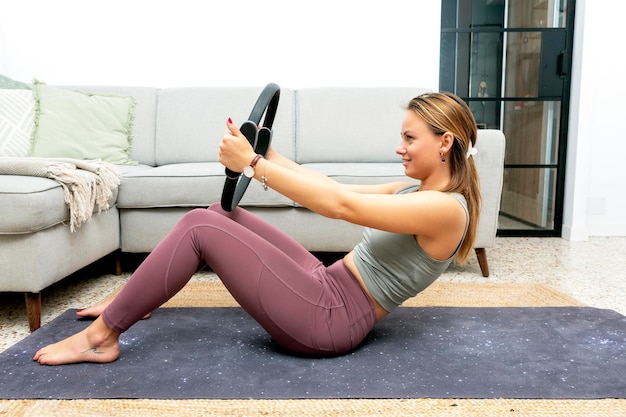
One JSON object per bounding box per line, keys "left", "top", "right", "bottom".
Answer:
{"left": 0, "top": 89, "right": 35, "bottom": 157}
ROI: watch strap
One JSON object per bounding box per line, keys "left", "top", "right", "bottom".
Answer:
{"left": 250, "top": 154, "right": 263, "bottom": 169}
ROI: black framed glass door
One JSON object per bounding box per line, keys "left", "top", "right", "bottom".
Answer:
{"left": 440, "top": 0, "right": 575, "bottom": 236}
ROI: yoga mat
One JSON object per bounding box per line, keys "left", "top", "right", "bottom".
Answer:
{"left": 1, "top": 306, "right": 625, "bottom": 400}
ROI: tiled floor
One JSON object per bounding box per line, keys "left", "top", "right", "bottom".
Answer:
{"left": 1, "top": 236, "right": 625, "bottom": 353}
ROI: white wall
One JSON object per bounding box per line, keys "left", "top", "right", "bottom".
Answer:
{"left": 564, "top": 0, "right": 626, "bottom": 239}
{"left": 0, "top": 0, "right": 441, "bottom": 88}
{"left": 1, "top": 0, "right": 624, "bottom": 238}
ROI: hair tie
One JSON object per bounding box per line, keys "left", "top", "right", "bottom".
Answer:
{"left": 466, "top": 145, "right": 478, "bottom": 159}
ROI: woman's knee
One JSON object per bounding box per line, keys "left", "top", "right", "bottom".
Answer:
{"left": 179, "top": 208, "right": 215, "bottom": 226}
{"left": 207, "top": 202, "right": 239, "bottom": 217}
{"left": 207, "top": 203, "right": 222, "bottom": 213}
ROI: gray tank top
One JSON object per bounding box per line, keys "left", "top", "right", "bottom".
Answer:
{"left": 353, "top": 185, "right": 468, "bottom": 313}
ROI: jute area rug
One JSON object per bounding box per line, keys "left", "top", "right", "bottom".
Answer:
{"left": 2, "top": 281, "right": 625, "bottom": 417}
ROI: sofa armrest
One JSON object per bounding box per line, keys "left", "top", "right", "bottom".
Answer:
{"left": 474, "top": 129, "right": 506, "bottom": 249}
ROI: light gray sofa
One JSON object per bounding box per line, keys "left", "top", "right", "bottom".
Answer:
{"left": 0, "top": 85, "right": 505, "bottom": 331}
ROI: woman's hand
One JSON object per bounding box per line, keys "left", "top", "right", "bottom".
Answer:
{"left": 219, "top": 119, "right": 257, "bottom": 173}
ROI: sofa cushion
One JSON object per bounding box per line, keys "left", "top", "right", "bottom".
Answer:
{"left": 30, "top": 83, "right": 137, "bottom": 165}
{"left": 295, "top": 87, "right": 431, "bottom": 163}
{"left": 0, "top": 175, "right": 118, "bottom": 234}
{"left": 116, "top": 163, "right": 292, "bottom": 209}
{"left": 0, "top": 176, "right": 65, "bottom": 233}
{"left": 155, "top": 87, "right": 296, "bottom": 166}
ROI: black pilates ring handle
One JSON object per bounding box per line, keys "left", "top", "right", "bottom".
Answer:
{"left": 221, "top": 83, "right": 280, "bottom": 211}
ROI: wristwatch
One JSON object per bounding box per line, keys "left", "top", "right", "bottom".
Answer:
{"left": 243, "top": 154, "right": 263, "bottom": 178}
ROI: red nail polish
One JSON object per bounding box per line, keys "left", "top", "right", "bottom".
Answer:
{"left": 228, "top": 117, "right": 233, "bottom": 124}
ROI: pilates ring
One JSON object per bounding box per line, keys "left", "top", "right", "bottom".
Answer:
{"left": 221, "top": 83, "right": 280, "bottom": 211}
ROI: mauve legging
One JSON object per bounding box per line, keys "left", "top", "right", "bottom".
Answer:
{"left": 102, "top": 203, "right": 377, "bottom": 356}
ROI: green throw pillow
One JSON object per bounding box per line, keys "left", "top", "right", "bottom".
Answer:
{"left": 30, "top": 82, "right": 137, "bottom": 165}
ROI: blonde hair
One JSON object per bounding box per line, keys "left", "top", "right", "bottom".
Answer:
{"left": 407, "top": 92, "right": 481, "bottom": 264}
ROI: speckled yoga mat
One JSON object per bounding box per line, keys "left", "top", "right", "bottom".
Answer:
{"left": 1, "top": 306, "right": 625, "bottom": 399}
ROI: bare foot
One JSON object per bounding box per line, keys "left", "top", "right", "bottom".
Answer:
{"left": 76, "top": 299, "right": 113, "bottom": 318}
{"left": 33, "top": 317, "right": 120, "bottom": 365}
{"left": 76, "top": 299, "right": 151, "bottom": 320}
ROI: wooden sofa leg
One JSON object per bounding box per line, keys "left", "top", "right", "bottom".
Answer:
{"left": 475, "top": 248, "right": 490, "bottom": 277}
{"left": 115, "top": 251, "right": 122, "bottom": 275}
{"left": 25, "top": 292, "right": 42, "bottom": 332}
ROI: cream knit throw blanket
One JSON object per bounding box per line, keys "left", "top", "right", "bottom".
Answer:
{"left": 0, "top": 157, "right": 121, "bottom": 232}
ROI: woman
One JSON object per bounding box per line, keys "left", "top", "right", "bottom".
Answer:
{"left": 33, "top": 91, "right": 480, "bottom": 365}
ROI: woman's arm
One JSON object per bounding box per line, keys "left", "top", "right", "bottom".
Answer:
{"left": 219, "top": 121, "right": 465, "bottom": 242}
{"left": 266, "top": 146, "right": 413, "bottom": 195}
{"left": 264, "top": 146, "right": 327, "bottom": 180}
{"left": 340, "top": 182, "right": 415, "bottom": 194}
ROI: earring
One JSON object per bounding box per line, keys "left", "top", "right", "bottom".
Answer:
{"left": 440, "top": 152, "right": 446, "bottom": 163}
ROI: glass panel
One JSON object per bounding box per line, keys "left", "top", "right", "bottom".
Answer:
{"left": 471, "top": 0, "right": 505, "bottom": 28}
{"left": 469, "top": 32, "right": 502, "bottom": 99}
{"left": 503, "top": 31, "right": 542, "bottom": 98}
{"left": 441, "top": 0, "right": 504, "bottom": 30}
{"left": 441, "top": 0, "right": 460, "bottom": 28}
{"left": 503, "top": 101, "right": 560, "bottom": 165}
{"left": 469, "top": 100, "right": 500, "bottom": 130}
{"left": 507, "top": 0, "right": 567, "bottom": 28}
{"left": 499, "top": 167, "right": 557, "bottom": 230}
{"left": 443, "top": 0, "right": 568, "bottom": 30}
